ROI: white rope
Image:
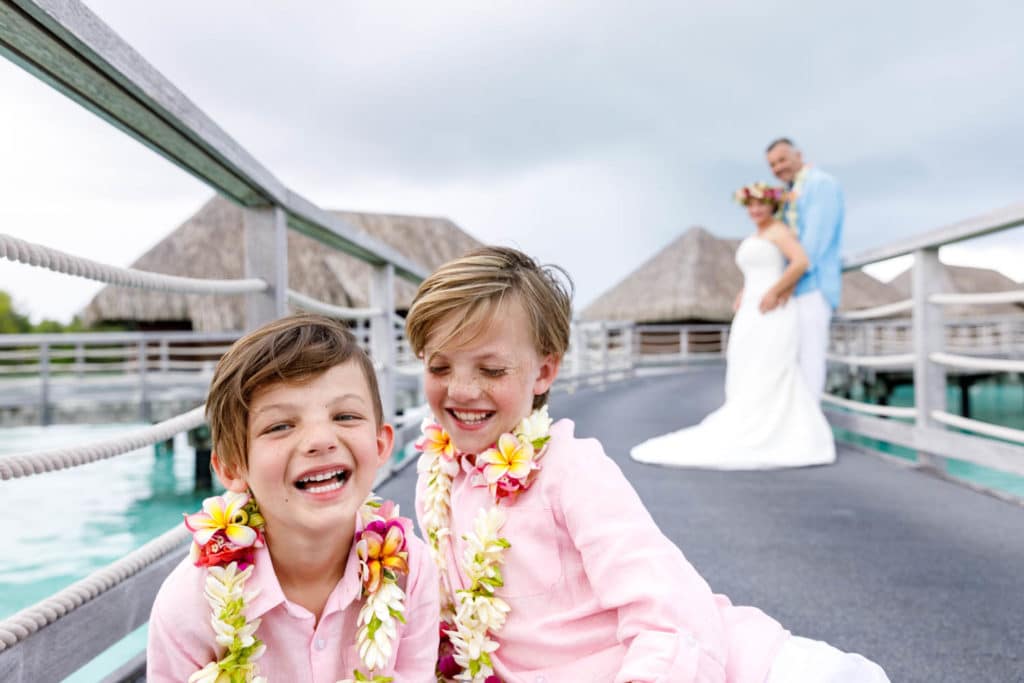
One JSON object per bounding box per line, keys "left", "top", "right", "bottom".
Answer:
{"left": 0, "top": 524, "right": 190, "bottom": 651}
{"left": 286, "top": 289, "right": 383, "bottom": 320}
{"left": 929, "top": 351, "right": 1024, "bottom": 374}
{"left": 826, "top": 352, "right": 915, "bottom": 369}
{"left": 834, "top": 299, "right": 913, "bottom": 320}
{"left": 930, "top": 410, "right": 1024, "bottom": 445}
{"left": 0, "top": 406, "right": 207, "bottom": 480}
{"left": 821, "top": 393, "right": 916, "bottom": 419}
{"left": 0, "top": 233, "right": 267, "bottom": 295}
{"left": 930, "top": 290, "right": 1024, "bottom": 306}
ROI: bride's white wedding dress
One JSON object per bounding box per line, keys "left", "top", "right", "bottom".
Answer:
{"left": 630, "top": 235, "right": 836, "bottom": 469}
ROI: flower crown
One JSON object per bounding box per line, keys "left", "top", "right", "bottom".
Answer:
{"left": 733, "top": 182, "right": 786, "bottom": 206}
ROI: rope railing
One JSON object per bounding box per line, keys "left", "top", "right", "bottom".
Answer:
{"left": 930, "top": 410, "right": 1024, "bottom": 445}
{"left": 0, "top": 524, "right": 190, "bottom": 652}
{"left": 0, "top": 233, "right": 267, "bottom": 295}
{"left": 929, "top": 351, "right": 1024, "bottom": 374}
{"left": 286, "top": 289, "right": 383, "bottom": 320}
{"left": 821, "top": 393, "right": 916, "bottom": 419}
{"left": 0, "top": 406, "right": 206, "bottom": 480}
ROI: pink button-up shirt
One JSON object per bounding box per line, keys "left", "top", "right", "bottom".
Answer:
{"left": 416, "top": 419, "right": 789, "bottom": 683}
{"left": 147, "top": 532, "right": 439, "bottom": 682}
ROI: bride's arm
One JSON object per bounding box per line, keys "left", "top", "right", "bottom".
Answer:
{"left": 760, "top": 224, "right": 809, "bottom": 312}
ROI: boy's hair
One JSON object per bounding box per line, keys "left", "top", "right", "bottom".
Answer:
{"left": 206, "top": 314, "right": 383, "bottom": 473}
{"left": 405, "top": 246, "right": 573, "bottom": 410}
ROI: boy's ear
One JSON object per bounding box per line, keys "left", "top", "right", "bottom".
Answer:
{"left": 211, "top": 451, "right": 248, "bottom": 493}
{"left": 376, "top": 423, "right": 395, "bottom": 465}
{"left": 533, "top": 354, "right": 562, "bottom": 397}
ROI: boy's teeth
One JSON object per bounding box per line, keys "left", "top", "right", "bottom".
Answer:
{"left": 304, "top": 479, "right": 344, "bottom": 494}
{"left": 295, "top": 468, "right": 347, "bottom": 490}
{"left": 453, "top": 410, "right": 489, "bottom": 424}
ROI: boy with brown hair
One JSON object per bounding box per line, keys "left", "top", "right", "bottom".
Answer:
{"left": 147, "top": 315, "right": 438, "bottom": 682}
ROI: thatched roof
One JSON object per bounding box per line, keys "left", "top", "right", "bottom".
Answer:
{"left": 888, "top": 263, "right": 1024, "bottom": 317}
{"left": 581, "top": 227, "right": 743, "bottom": 323}
{"left": 839, "top": 270, "right": 906, "bottom": 313}
{"left": 81, "top": 196, "right": 482, "bottom": 331}
{"left": 581, "top": 227, "right": 903, "bottom": 323}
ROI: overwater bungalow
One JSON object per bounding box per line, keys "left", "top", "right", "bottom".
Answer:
{"left": 81, "top": 196, "right": 482, "bottom": 332}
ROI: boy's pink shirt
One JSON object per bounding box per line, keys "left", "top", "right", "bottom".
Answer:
{"left": 415, "top": 418, "right": 790, "bottom": 683}
{"left": 146, "top": 525, "right": 439, "bottom": 682}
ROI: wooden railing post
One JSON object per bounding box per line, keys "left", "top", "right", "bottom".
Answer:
{"left": 137, "top": 338, "right": 150, "bottom": 422}
{"left": 912, "top": 248, "right": 945, "bottom": 468}
{"left": 599, "top": 323, "right": 609, "bottom": 385}
{"left": 75, "top": 342, "right": 84, "bottom": 378}
{"left": 39, "top": 341, "right": 51, "bottom": 426}
{"left": 243, "top": 205, "right": 288, "bottom": 330}
{"left": 370, "top": 262, "right": 396, "bottom": 425}
{"left": 160, "top": 339, "right": 170, "bottom": 374}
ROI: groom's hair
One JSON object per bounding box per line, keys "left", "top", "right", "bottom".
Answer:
{"left": 766, "top": 137, "right": 797, "bottom": 153}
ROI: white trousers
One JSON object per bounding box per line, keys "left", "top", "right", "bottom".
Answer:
{"left": 796, "top": 290, "right": 832, "bottom": 396}
{"left": 767, "top": 636, "right": 891, "bottom": 682}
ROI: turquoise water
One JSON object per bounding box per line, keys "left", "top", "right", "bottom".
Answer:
{"left": 834, "top": 379, "right": 1024, "bottom": 498}
{"left": 0, "top": 425, "right": 211, "bottom": 681}
{"left": 0, "top": 426, "right": 418, "bottom": 681}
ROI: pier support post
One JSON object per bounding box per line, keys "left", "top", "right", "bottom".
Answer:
{"left": 154, "top": 436, "right": 174, "bottom": 458}
{"left": 243, "top": 205, "right": 288, "bottom": 330}
{"left": 957, "top": 376, "right": 972, "bottom": 419}
{"left": 188, "top": 424, "right": 214, "bottom": 491}
{"left": 912, "top": 247, "right": 945, "bottom": 470}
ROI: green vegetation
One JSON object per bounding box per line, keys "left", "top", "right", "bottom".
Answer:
{"left": 0, "top": 290, "right": 113, "bottom": 334}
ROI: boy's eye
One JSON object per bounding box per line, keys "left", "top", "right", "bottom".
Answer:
{"left": 334, "top": 412, "right": 360, "bottom": 422}
{"left": 481, "top": 367, "right": 507, "bottom": 378}
{"left": 428, "top": 365, "right": 450, "bottom": 375}
{"left": 265, "top": 422, "right": 291, "bottom": 434}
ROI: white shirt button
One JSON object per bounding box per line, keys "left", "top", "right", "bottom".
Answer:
{"left": 315, "top": 637, "right": 326, "bottom": 650}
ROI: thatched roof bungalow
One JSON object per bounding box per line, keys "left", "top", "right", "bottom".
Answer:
{"left": 81, "top": 196, "right": 482, "bottom": 331}
{"left": 581, "top": 226, "right": 904, "bottom": 323}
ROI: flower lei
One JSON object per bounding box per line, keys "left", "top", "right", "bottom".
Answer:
{"left": 783, "top": 164, "right": 811, "bottom": 234}
{"left": 416, "top": 407, "right": 553, "bottom": 683}
{"left": 183, "top": 491, "right": 410, "bottom": 683}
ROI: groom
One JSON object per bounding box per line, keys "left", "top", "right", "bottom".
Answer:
{"left": 765, "top": 138, "right": 844, "bottom": 396}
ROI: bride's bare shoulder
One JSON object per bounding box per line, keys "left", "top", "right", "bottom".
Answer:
{"left": 763, "top": 221, "right": 796, "bottom": 241}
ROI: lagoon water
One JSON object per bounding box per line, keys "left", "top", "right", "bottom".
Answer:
{"left": 2, "top": 382, "right": 1022, "bottom": 679}
{"left": 0, "top": 425, "right": 209, "bottom": 681}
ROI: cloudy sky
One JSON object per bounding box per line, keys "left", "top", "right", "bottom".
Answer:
{"left": 2, "top": 0, "right": 1023, "bottom": 322}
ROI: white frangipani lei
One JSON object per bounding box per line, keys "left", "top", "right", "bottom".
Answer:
{"left": 185, "top": 492, "right": 409, "bottom": 683}
{"left": 416, "top": 407, "right": 553, "bottom": 682}
{"left": 784, "top": 164, "right": 811, "bottom": 234}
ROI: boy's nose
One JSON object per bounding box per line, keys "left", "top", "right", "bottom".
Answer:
{"left": 447, "top": 374, "right": 481, "bottom": 401}
{"left": 300, "top": 422, "right": 338, "bottom": 456}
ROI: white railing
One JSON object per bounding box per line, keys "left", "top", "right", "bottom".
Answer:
{"left": 824, "top": 202, "right": 1024, "bottom": 477}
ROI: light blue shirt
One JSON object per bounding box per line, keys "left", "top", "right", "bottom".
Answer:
{"left": 784, "top": 166, "right": 844, "bottom": 308}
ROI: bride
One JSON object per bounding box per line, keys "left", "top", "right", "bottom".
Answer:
{"left": 630, "top": 182, "right": 836, "bottom": 469}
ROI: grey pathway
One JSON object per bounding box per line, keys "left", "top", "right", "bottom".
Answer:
{"left": 379, "top": 368, "right": 1024, "bottom": 683}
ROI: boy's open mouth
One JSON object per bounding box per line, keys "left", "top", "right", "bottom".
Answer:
{"left": 448, "top": 409, "right": 494, "bottom": 426}
{"left": 294, "top": 467, "right": 349, "bottom": 493}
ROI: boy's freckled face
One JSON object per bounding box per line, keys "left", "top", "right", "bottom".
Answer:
{"left": 423, "top": 298, "right": 559, "bottom": 454}
{"left": 224, "top": 361, "right": 392, "bottom": 541}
